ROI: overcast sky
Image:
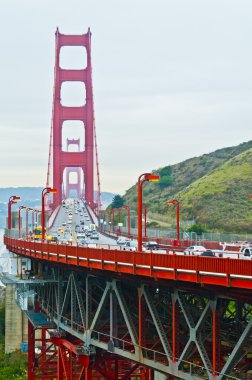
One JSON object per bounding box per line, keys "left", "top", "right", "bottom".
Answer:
{"left": 0, "top": 0, "right": 251, "bottom": 194}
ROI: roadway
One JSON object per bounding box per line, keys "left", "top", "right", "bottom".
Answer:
{"left": 49, "top": 199, "right": 118, "bottom": 248}
{"left": 48, "top": 199, "right": 252, "bottom": 259}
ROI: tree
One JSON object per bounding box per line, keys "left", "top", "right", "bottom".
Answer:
{"left": 111, "top": 194, "right": 124, "bottom": 209}
{"left": 187, "top": 223, "right": 207, "bottom": 235}
{"left": 159, "top": 175, "right": 173, "bottom": 189}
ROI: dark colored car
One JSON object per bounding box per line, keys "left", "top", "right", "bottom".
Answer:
{"left": 200, "top": 250, "right": 215, "bottom": 257}
{"left": 144, "top": 241, "right": 159, "bottom": 250}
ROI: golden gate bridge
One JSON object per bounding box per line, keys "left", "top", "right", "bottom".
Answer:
{"left": 3, "top": 29, "right": 252, "bottom": 380}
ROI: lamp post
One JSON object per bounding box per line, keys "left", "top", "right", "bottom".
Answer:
{"left": 42, "top": 187, "right": 57, "bottom": 241}
{"left": 111, "top": 209, "right": 115, "bottom": 232}
{"left": 113, "top": 208, "right": 121, "bottom": 235}
{"left": 36, "top": 209, "right": 43, "bottom": 226}
{"left": 31, "top": 209, "right": 36, "bottom": 232}
{"left": 143, "top": 204, "right": 147, "bottom": 239}
{"left": 167, "top": 199, "right": 180, "bottom": 245}
{"left": 34, "top": 210, "right": 40, "bottom": 226}
{"left": 106, "top": 209, "right": 112, "bottom": 232}
{"left": 18, "top": 206, "right": 26, "bottom": 238}
{"left": 26, "top": 207, "right": 34, "bottom": 236}
{"left": 122, "top": 206, "right": 131, "bottom": 237}
{"left": 8, "top": 195, "right": 21, "bottom": 230}
{"left": 98, "top": 210, "right": 106, "bottom": 231}
{"left": 138, "top": 173, "right": 160, "bottom": 252}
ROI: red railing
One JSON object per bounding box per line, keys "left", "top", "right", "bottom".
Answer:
{"left": 4, "top": 236, "right": 252, "bottom": 290}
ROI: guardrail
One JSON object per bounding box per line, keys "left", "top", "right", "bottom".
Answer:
{"left": 4, "top": 236, "right": 252, "bottom": 290}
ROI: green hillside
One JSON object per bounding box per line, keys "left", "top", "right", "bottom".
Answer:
{"left": 123, "top": 141, "right": 252, "bottom": 233}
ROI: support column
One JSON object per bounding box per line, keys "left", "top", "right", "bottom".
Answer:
{"left": 172, "top": 297, "right": 179, "bottom": 362}
{"left": 86, "top": 276, "right": 90, "bottom": 330}
{"left": 138, "top": 287, "right": 144, "bottom": 359}
{"left": 57, "top": 269, "right": 62, "bottom": 329}
{"left": 114, "top": 358, "right": 118, "bottom": 380}
{"left": 28, "top": 321, "right": 35, "bottom": 380}
{"left": 108, "top": 288, "right": 115, "bottom": 352}
{"left": 212, "top": 308, "right": 216, "bottom": 376}
{"left": 149, "top": 368, "right": 155, "bottom": 380}
{"left": 57, "top": 347, "right": 63, "bottom": 379}
{"left": 212, "top": 299, "right": 220, "bottom": 376}
{"left": 41, "top": 328, "right": 46, "bottom": 363}
{"left": 85, "top": 368, "right": 92, "bottom": 380}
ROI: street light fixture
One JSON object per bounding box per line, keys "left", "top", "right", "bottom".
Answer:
{"left": 138, "top": 173, "right": 160, "bottom": 251}
{"left": 34, "top": 209, "right": 40, "bottom": 226}
{"left": 26, "top": 207, "right": 34, "bottom": 236}
{"left": 106, "top": 209, "right": 112, "bottom": 232}
{"left": 18, "top": 206, "right": 26, "bottom": 238}
{"left": 167, "top": 199, "right": 180, "bottom": 245}
{"left": 8, "top": 195, "right": 21, "bottom": 230}
{"left": 122, "top": 206, "right": 131, "bottom": 237}
{"left": 98, "top": 210, "right": 106, "bottom": 231}
{"left": 142, "top": 203, "right": 147, "bottom": 239}
{"left": 42, "top": 187, "right": 57, "bottom": 241}
{"left": 113, "top": 208, "right": 121, "bottom": 235}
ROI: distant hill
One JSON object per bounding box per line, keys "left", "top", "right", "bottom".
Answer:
{"left": 0, "top": 188, "right": 115, "bottom": 228}
{"left": 123, "top": 141, "right": 252, "bottom": 233}
{"left": 0, "top": 187, "right": 42, "bottom": 203}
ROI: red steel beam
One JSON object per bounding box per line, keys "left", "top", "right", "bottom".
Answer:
{"left": 52, "top": 29, "right": 94, "bottom": 207}
{"left": 5, "top": 236, "right": 252, "bottom": 291}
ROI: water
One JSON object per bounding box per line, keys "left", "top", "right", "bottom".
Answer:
{"left": 0, "top": 229, "right": 12, "bottom": 273}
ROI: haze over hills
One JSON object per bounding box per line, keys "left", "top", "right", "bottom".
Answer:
{"left": 123, "top": 141, "right": 252, "bottom": 233}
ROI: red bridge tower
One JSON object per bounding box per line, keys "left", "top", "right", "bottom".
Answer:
{"left": 50, "top": 28, "right": 96, "bottom": 207}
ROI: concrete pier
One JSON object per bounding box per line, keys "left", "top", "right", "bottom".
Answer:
{"left": 5, "top": 283, "right": 27, "bottom": 353}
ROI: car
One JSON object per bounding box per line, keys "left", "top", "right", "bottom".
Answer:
{"left": 59, "top": 238, "right": 68, "bottom": 245}
{"left": 184, "top": 245, "right": 206, "bottom": 255}
{"left": 78, "top": 239, "right": 87, "bottom": 246}
{"left": 200, "top": 249, "right": 215, "bottom": 257}
{"left": 77, "top": 233, "right": 86, "bottom": 240}
{"left": 87, "top": 243, "right": 97, "bottom": 248}
{"left": 90, "top": 232, "right": 99, "bottom": 240}
{"left": 123, "top": 240, "right": 138, "bottom": 251}
{"left": 85, "top": 230, "right": 93, "bottom": 237}
{"left": 144, "top": 241, "right": 159, "bottom": 250}
{"left": 116, "top": 238, "right": 129, "bottom": 246}
{"left": 240, "top": 247, "right": 252, "bottom": 259}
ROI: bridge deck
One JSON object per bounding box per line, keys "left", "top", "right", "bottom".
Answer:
{"left": 4, "top": 236, "right": 252, "bottom": 291}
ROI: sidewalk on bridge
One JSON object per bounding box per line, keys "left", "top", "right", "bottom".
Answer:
{"left": 48, "top": 205, "right": 60, "bottom": 229}
{"left": 86, "top": 204, "right": 98, "bottom": 226}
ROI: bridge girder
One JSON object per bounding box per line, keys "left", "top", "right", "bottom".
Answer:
{"left": 16, "top": 267, "right": 252, "bottom": 380}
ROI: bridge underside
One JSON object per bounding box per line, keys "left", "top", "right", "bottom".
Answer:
{"left": 15, "top": 262, "right": 252, "bottom": 380}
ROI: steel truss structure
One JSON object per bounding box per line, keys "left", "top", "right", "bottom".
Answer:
{"left": 17, "top": 266, "right": 252, "bottom": 380}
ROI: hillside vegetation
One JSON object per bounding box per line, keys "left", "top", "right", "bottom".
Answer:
{"left": 123, "top": 141, "right": 252, "bottom": 233}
